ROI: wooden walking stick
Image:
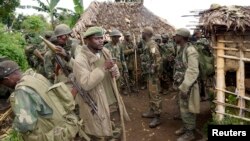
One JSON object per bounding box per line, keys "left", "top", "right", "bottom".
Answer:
{"left": 133, "top": 33, "right": 139, "bottom": 93}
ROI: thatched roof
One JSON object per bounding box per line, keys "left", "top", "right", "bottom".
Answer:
{"left": 72, "top": 2, "right": 174, "bottom": 40}
{"left": 199, "top": 5, "right": 250, "bottom": 32}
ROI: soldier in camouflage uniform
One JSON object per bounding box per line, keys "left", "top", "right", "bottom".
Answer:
{"left": 140, "top": 26, "right": 162, "bottom": 128}
{"left": 44, "top": 24, "right": 80, "bottom": 84}
{"left": 104, "top": 29, "right": 128, "bottom": 94}
{"left": 0, "top": 59, "right": 88, "bottom": 141}
{"left": 137, "top": 39, "right": 148, "bottom": 90}
{"left": 173, "top": 28, "right": 200, "bottom": 141}
{"left": 120, "top": 31, "right": 137, "bottom": 92}
{"left": 191, "top": 30, "right": 211, "bottom": 101}
{"left": 0, "top": 56, "right": 12, "bottom": 111}
{"left": 160, "top": 34, "right": 176, "bottom": 94}
{"left": 24, "top": 33, "right": 48, "bottom": 76}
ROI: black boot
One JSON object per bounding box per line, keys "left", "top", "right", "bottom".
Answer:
{"left": 142, "top": 109, "right": 155, "bottom": 118}
{"left": 149, "top": 114, "right": 161, "bottom": 128}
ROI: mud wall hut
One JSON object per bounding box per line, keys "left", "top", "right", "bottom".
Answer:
{"left": 199, "top": 5, "right": 250, "bottom": 122}
{"left": 72, "top": 1, "right": 175, "bottom": 41}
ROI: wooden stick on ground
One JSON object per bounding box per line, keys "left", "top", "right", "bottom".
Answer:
{"left": 0, "top": 108, "right": 12, "bottom": 123}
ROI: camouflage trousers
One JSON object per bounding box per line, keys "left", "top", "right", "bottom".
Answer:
{"left": 147, "top": 75, "right": 162, "bottom": 115}
{"left": 179, "top": 93, "right": 196, "bottom": 131}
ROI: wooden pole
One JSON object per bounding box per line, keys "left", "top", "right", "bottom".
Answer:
{"left": 237, "top": 37, "right": 245, "bottom": 117}
{"left": 216, "top": 35, "right": 225, "bottom": 121}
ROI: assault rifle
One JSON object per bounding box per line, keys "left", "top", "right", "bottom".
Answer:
{"left": 39, "top": 36, "right": 101, "bottom": 121}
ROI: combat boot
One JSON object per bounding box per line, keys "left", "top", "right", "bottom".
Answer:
{"left": 149, "top": 114, "right": 161, "bottom": 128}
{"left": 142, "top": 109, "right": 155, "bottom": 118}
{"left": 177, "top": 130, "right": 195, "bottom": 141}
{"left": 175, "top": 127, "right": 186, "bottom": 136}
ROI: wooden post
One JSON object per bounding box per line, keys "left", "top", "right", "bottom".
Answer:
{"left": 216, "top": 35, "right": 226, "bottom": 121}
{"left": 237, "top": 36, "right": 245, "bottom": 117}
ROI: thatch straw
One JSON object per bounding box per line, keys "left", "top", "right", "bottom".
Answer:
{"left": 199, "top": 5, "right": 250, "bottom": 32}
{"left": 72, "top": 2, "right": 175, "bottom": 40}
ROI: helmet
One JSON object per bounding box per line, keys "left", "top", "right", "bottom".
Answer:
{"left": 54, "top": 24, "right": 72, "bottom": 37}
{"left": 0, "top": 56, "right": 8, "bottom": 62}
{"left": 142, "top": 26, "right": 154, "bottom": 35}
{"left": 161, "top": 33, "right": 169, "bottom": 39}
{"left": 0, "top": 60, "right": 19, "bottom": 80}
{"left": 175, "top": 28, "right": 190, "bottom": 38}
{"left": 44, "top": 31, "right": 54, "bottom": 39}
{"left": 123, "top": 31, "right": 131, "bottom": 36}
{"left": 110, "top": 29, "right": 121, "bottom": 37}
{"left": 153, "top": 34, "right": 162, "bottom": 40}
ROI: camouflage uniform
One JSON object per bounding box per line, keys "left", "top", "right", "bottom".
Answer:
{"left": 0, "top": 60, "right": 88, "bottom": 141}
{"left": 137, "top": 39, "right": 148, "bottom": 89}
{"left": 120, "top": 32, "right": 136, "bottom": 90}
{"left": 140, "top": 27, "right": 162, "bottom": 128}
{"left": 104, "top": 29, "right": 128, "bottom": 93}
{"left": 43, "top": 24, "right": 79, "bottom": 84}
{"left": 192, "top": 35, "right": 211, "bottom": 101}
{"left": 24, "top": 34, "right": 46, "bottom": 76}
{"left": 159, "top": 37, "right": 176, "bottom": 94}
{"left": 173, "top": 28, "right": 200, "bottom": 141}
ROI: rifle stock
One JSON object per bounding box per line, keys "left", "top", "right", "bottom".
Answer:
{"left": 39, "top": 36, "right": 102, "bottom": 121}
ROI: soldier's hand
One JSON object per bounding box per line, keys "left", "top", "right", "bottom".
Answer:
{"left": 104, "top": 59, "right": 114, "bottom": 70}
{"left": 123, "top": 72, "right": 129, "bottom": 78}
{"left": 180, "top": 91, "right": 188, "bottom": 99}
{"left": 167, "top": 55, "right": 175, "bottom": 61}
{"left": 110, "top": 65, "right": 120, "bottom": 78}
{"left": 55, "top": 46, "right": 68, "bottom": 58}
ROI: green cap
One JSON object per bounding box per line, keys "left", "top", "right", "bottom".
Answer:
{"left": 0, "top": 60, "right": 19, "bottom": 80}
{"left": 175, "top": 28, "right": 190, "bottom": 38}
{"left": 84, "top": 26, "right": 104, "bottom": 38}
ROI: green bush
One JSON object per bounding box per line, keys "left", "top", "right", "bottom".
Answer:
{"left": 0, "top": 23, "right": 28, "bottom": 70}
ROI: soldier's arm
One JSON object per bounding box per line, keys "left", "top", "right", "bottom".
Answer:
{"left": 123, "top": 49, "right": 134, "bottom": 56}
{"left": 33, "top": 49, "right": 44, "bottom": 62}
{"left": 178, "top": 46, "right": 199, "bottom": 93}
{"left": 44, "top": 51, "right": 55, "bottom": 81}
{"left": 11, "top": 87, "right": 52, "bottom": 133}
{"left": 73, "top": 56, "right": 106, "bottom": 91}
{"left": 150, "top": 42, "right": 162, "bottom": 72}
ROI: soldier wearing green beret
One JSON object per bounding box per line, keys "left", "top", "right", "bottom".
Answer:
{"left": 173, "top": 28, "right": 200, "bottom": 141}
{"left": 104, "top": 29, "right": 129, "bottom": 95}
{"left": 0, "top": 59, "right": 86, "bottom": 140}
{"left": 73, "top": 26, "right": 130, "bottom": 140}
{"left": 139, "top": 26, "right": 162, "bottom": 128}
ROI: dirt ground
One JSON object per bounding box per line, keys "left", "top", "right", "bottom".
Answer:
{"left": 122, "top": 90, "right": 211, "bottom": 141}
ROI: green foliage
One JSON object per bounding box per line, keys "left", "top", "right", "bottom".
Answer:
{"left": 0, "top": 23, "right": 28, "bottom": 70}
{"left": 73, "top": 0, "right": 84, "bottom": 14}
{"left": 21, "top": 15, "right": 49, "bottom": 34}
{"left": 3, "top": 129, "right": 23, "bottom": 141}
{"left": 0, "top": 0, "right": 20, "bottom": 27}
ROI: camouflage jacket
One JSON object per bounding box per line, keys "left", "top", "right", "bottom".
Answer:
{"left": 104, "top": 42, "right": 128, "bottom": 72}
{"left": 120, "top": 40, "right": 135, "bottom": 70}
{"left": 139, "top": 39, "right": 161, "bottom": 75}
{"left": 44, "top": 39, "right": 79, "bottom": 82}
